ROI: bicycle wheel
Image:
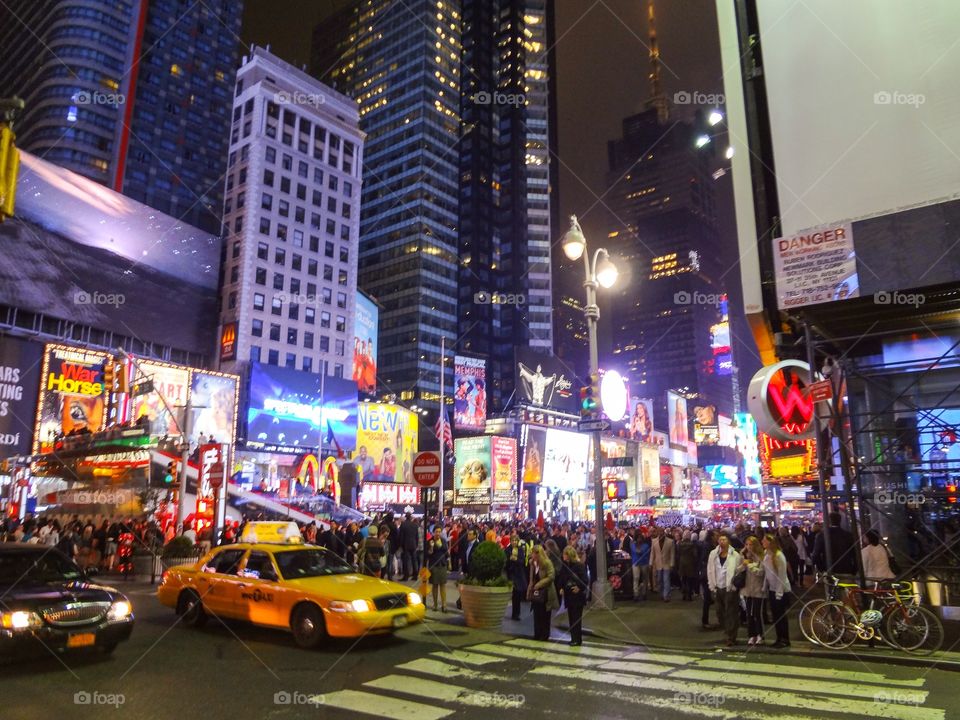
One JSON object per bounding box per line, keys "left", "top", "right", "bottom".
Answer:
{"left": 799, "top": 599, "right": 827, "bottom": 645}
{"left": 886, "top": 606, "right": 944, "bottom": 654}
{"left": 811, "top": 601, "right": 859, "bottom": 649}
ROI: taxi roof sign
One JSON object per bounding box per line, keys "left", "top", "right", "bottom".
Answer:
{"left": 240, "top": 521, "right": 304, "bottom": 545}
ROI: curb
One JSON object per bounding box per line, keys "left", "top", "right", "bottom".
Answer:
{"left": 565, "top": 623, "right": 960, "bottom": 672}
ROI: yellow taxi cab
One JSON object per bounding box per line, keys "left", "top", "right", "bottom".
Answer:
{"left": 157, "top": 522, "right": 424, "bottom": 648}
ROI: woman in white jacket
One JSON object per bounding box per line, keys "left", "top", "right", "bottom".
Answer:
{"left": 861, "top": 529, "right": 895, "bottom": 581}
{"left": 762, "top": 534, "right": 792, "bottom": 648}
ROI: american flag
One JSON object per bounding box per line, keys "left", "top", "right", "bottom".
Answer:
{"left": 435, "top": 408, "right": 453, "bottom": 451}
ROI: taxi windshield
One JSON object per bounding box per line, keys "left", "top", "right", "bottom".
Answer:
{"left": 274, "top": 549, "right": 354, "bottom": 580}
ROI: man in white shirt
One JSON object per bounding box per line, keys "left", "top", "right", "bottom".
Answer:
{"left": 707, "top": 534, "right": 742, "bottom": 646}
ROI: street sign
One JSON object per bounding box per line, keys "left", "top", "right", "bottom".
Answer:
{"left": 578, "top": 418, "right": 610, "bottom": 433}
{"left": 806, "top": 379, "right": 833, "bottom": 403}
{"left": 207, "top": 463, "right": 224, "bottom": 490}
{"left": 412, "top": 451, "right": 441, "bottom": 487}
{"left": 602, "top": 456, "right": 634, "bottom": 467}
{"left": 130, "top": 379, "right": 154, "bottom": 397}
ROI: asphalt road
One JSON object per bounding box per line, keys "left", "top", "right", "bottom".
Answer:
{"left": 2, "top": 582, "right": 957, "bottom": 720}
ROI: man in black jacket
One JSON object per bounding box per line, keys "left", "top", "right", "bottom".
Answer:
{"left": 398, "top": 513, "right": 419, "bottom": 580}
{"left": 812, "top": 512, "right": 858, "bottom": 575}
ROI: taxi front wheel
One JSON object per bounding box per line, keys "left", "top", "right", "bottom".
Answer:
{"left": 291, "top": 604, "right": 326, "bottom": 649}
{"left": 177, "top": 590, "right": 208, "bottom": 628}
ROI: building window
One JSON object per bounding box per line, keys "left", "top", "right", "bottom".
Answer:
{"left": 232, "top": 241, "right": 240, "bottom": 258}
{"left": 302, "top": 357, "right": 312, "bottom": 372}
{"left": 322, "top": 288, "right": 332, "bottom": 305}
{"left": 310, "top": 236, "right": 319, "bottom": 252}
{"left": 334, "top": 364, "right": 344, "bottom": 378}
{"left": 298, "top": 161, "right": 308, "bottom": 178}
{"left": 340, "top": 224, "right": 350, "bottom": 241}
{"left": 335, "top": 339, "right": 345, "bottom": 356}
{"left": 295, "top": 206, "right": 305, "bottom": 223}
{"left": 282, "top": 154, "right": 292, "bottom": 171}
{"left": 268, "top": 349, "right": 279, "bottom": 365}
{"left": 324, "top": 241, "right": 334, "bottom": 258}
{"left": 253, "top": 293, "right": 265, "bottom": 311}
{"left": 343, "top": 180, "right": 353, "bottom": 198}
{"left": 275, "top": 248, "right": 285, "bottom": 265}
{"left": 305, "top": 307, "right": 315, "bottom": 324}
{"left": 265, "top": 147, "right": 276, "bottom": 164}
{"left": 228, "top": 291, "right": 237, "bottom": 309}
{"left": 293, "top": 230, "right": 303, "bottom": 247}
{"left": 320, "top": 335, "right": 330, "bottom": 352}
{"left": 328, "top": 175, "right": 338, "bottom": 192}
{"left": 271, "top": 296, "right": 283, "bottom": 315}
{"left": 252, "top": 319, "right": 263, "bottom": 337}
{"left": 320, "top": 311, "right": 331, "bottom": 329}
{"left": 250, "top": 345, "right": 261, "bottom": 363}
{"left": 304, "top": 331, "right": 314, "bottom": 349}
{"left": 292, "top": 254, "right": 302, "bottom": 271}
{"left": 287, "top": 327, "right": 298, "bottom": 345}
{"left": 278, "top": 199, "right": 289, "bottom": 217}
{"left": 234, "top": 216, "right": 243, "bottom": 233}
{"left": 288, "top": 303, "right": 299, "bottom": 321}
{"left": 273, "top": 273, "right": 284, "bottom": 290}
{"left": 255, "top": 267, "right": 266, "bottom": 284}
{"left": 285, "top": 353, "right": 296, "bottom": 369}
{"left": 327, "top": 197, "right": 336, "bottom": 213}
{"left": 261, "top": 193, "right": 272, "bottom": 210}
{"left": 257, "top": 242, "right": 268, "bottom": 260}
{"left": 269, "top": 323, "right": 281, "bottom": 341}
{"left": 259, "top": 217, "right": 270, "bottom": 234}
{"left": 336, "top": 292, "right": 346, "bottom": 309}
{"left": 326, "top": 219, "right": 336, "bottom": 236}
{"left": 290, "top": 278, "right": 301, "bottom": 294}
{"left": 323, "top": 265, "right": 333, "bottom": 281}
{"left": 307, "top": 259, "right": 318, "bottom": 276}
{"left": 230, "top": 265, "right": 239, "bottom": 283}
{"left": 277, "top": 224, "right": 287, "bottom": 241}
{"left": 312, "top": 189, "right": 322, "bottom": 206}
{"left": 336, "top": 316, "right": 346, "bottom": 333}
{"left": 339, "top": 246, "right": 349, "bottom": 263}
{"left": 338, "top": 270, "right": 348, "bottom": 286}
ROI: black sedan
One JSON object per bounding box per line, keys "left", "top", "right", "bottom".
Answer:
{"left": 0, "top": 543, "right": 134, "bottom": 655}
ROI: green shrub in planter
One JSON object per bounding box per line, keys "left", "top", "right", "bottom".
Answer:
{"left": 462, "top": 540, "right": 511, "bottom": 587}
{"left": 162, "top": 536, "right": 195, "bottom": 560}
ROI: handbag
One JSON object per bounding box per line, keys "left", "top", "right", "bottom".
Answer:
{"left": 732, "top": 566, "right": 747, "bottom": 590}
{"left": 530, "top": 586, "right": 547, "bottom": 603}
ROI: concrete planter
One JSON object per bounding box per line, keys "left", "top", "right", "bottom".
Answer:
{"left": 458, "top": 583, "right": 512, "bottom": 630}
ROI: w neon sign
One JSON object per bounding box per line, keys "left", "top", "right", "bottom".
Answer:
{"left": 747, "top": 360, "right": 818, "bottom": 441}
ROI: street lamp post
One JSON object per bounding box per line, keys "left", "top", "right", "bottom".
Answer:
{"left": 562, "top": 214, "right": 619, "bottom": 610}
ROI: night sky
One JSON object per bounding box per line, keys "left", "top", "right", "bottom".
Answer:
{"left": 239, "top": 0, "right": 750, "bottom": 372}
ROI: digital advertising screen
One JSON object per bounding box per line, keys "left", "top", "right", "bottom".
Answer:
{"left": 490, "top": 436, "right": 517, "bottom": 506}
{"left": 627, "top": 397, "right": 655, "bottom": 443}
{"left": 130, "top": 360, "right": 190, "bottom": 438}
{"left": 667, "top": 391, "right": 689, "bottom": 449}
{"left": 454, "top": 436, "right": 492, "bottom": 506}
{"left": 352, "top": 293, "right": 378, "bottom": 395}
{"left": 515, "top": 348, "right": 578, "bottom": 413}
{"left": 0, "top": 338, "right": 42, "bottom": 459}
{"left": 453, "top": 355, "right": 487, "bottom": 431}
{"left": 246, "top": 363, "right": 354, "bottom": 453}
{"left": 521, "top": 425, "right": 546, "bottom": 485}
{"left": 355, "top": 402, "right": 418, "bottom": 484}
{"left": 35, "top": 344, "right": 109, "bottom": 453}
{"left": 189, "top": 370, "right": 239, "bottom": 448}
{"left": 541, "top": 428, "right": 589, "bottom": 492}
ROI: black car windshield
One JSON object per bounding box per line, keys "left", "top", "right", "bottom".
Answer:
{"left": 0, "top": 551, "right": 83, "bottom": 585}
{"left": 274, "top": 549, "right": 354, "bottom": 580}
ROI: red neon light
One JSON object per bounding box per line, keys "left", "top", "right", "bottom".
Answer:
{"left": 767, "top": 373, "right": 814, "bottom": 431}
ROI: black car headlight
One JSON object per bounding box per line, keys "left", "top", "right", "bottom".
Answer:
{"left": 107, "top": 600, "right": 132, "bottom": 622}
{"left": 1, "top": 610, "right": 42, "bottom": 630}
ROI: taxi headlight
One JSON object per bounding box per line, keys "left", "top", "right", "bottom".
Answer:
{"left": 407, "top": 592, "right": 422, "bottom": 606}
{"left": 107, "top": 600, "right": 132, "bottom": 621}
{"left": 1, "top": 610, "right": 41, "bottom": 630}
{"left": 329, "top": 599, "right": 374, "bottom": 613}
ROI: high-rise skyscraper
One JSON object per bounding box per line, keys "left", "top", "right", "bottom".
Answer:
{"left": 602, "top": 1, "right": 733, "bottom": 420}
{"left": 312, "top": 0, "right": 556, "bottom": 410}
{"left": 0, "top": 0, "right": 243, "bottom": 233}
{"left": 216, "top": 47, "right": 363, "bottom": 382}
{"left": 312, "top": 0, "right": 459, "bottom": 407}
{"left": 457, "top": 0, "right": 555, "bottom": 410}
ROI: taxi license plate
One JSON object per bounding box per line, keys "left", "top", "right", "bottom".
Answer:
{"left": 392, "top": 616, "right": 408, "bottom": 628}
{"left": 67, "top": 633, "right": 96, "bottom": 648}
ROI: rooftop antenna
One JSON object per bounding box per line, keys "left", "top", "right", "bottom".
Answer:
{"left": 646, "top": 0, "right": 669, "bottom": 124}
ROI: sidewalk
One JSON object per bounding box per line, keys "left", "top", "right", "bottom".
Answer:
{"left": 550, "top": 592, "right": 960, "bottom": 671}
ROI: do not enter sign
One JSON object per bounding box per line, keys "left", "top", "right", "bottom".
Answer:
{"left": 413, "top": 451, "right": 441, "bottom": 487}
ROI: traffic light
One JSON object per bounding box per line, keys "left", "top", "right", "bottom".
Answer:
{"left": 579, "top": 372, "right": 600, "bottom": 419}
{"left": 103, "top": 362, "right": 115, "bottom": 389}
{"left": 0, "top": 122, "right": 19, "bottom": 221}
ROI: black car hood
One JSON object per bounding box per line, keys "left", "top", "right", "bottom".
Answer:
{"left": 0, "top": 581, "right": 122, "bottom": 607}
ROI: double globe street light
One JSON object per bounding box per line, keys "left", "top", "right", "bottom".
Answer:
{"left": 562, "top": 214, "right": 619, "bottom": 609}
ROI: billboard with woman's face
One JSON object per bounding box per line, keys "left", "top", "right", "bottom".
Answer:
{"left": 668, "top": 391, "right": 689, "bottom": 449}
{"left": 628, "top": 397, "right": 655, "bottom": 443}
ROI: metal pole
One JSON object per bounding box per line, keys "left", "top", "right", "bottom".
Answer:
{"left": 176, "top": 396, "right": 192, "bottom": 533}
{"left": 438, "top": 335, "right": 445, "bottom": 519}
{"left": 584, "top": 247, "right": 612, "bottom": 610}
{"left": 804, "top": 322, "right": 833, "bottom": 573}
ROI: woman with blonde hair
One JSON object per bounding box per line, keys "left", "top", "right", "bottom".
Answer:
{"left": 740, "top": 536, "right": 767, "bottom": 645}
{"left": 762, "top": 533, "right": 792, "bottom": 647}
{"left": 527, "top": 545, "right": 560, "bottom": 641}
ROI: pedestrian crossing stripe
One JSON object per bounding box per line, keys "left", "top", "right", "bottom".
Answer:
{"left": 315, "top": 639, "right": 945, "bottom": 720}
{"left": 531, "top": 665, "right": 942, "bottom": 720}
{"left": 366, "top": 675, "right": 525, "bottom": 709}
{"left": 319, "top": 689, "right": 453, "bottom": 720}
